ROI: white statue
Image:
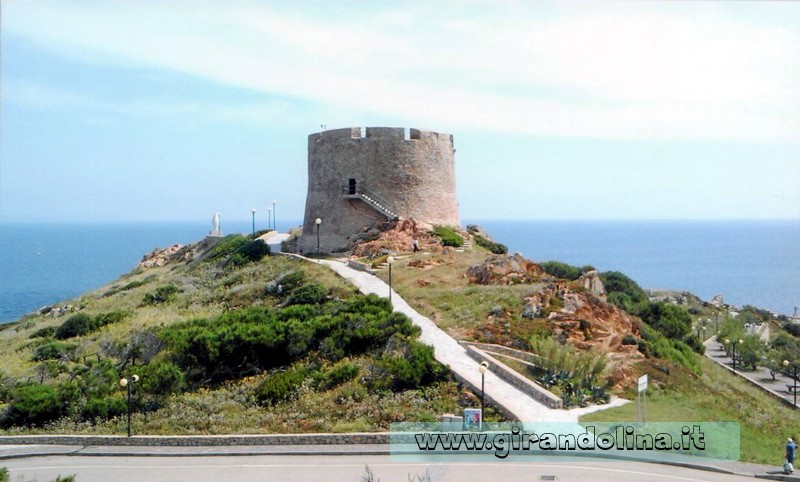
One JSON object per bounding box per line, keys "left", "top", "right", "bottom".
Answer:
{"left": 209, "top": 212, "right": 223, "bottom": 237}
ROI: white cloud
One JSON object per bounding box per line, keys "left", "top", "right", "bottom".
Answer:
{"left": 2, "top": 79, "right": 293, "bottom": 125}
{"left": 4, "top": 0, "right": 800, "bottom": 141}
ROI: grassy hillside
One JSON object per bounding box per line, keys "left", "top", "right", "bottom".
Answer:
{"left": 2, "top": 228, "right": 798, "bottom": 466}
{"left": 379, "top": 240, "right": 800, "bottom": 465}
{"left": 581, "top": 356, "right": 798, "bottom": 465}
{"left": 0, "top": 236, "right": 485, "bottom": 435}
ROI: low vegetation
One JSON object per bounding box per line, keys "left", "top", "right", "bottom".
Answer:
{"left": 600, "top": 270, "right": 704, "bottom": 373}
{"left": 384, "top": 249, "right": 798, "bottom": 464}
{"left": 582, "top": 356, "right": 799, "bottom": 465}
{"left": 540, "top": 261, "right": 595, "bottom": 281}
{"left": 431, "top": 225, "right": 464, "bottom": 248}
{"left": 527, "top": 335, "right": 609, "bottom": 407}
{"left": 472, "top": 234, "right": 507, "bottom": 255}
{"left": 2, "top": 226, "right": 797, "bottom": 467}
{"left": 0, "top": 238, "right": 466, "bottom": 434}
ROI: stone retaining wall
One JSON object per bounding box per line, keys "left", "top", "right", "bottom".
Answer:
{"left": 460, "top": 341, "right": 540, "bottom": 365}
{"left": 347, "top": 260, "right": 372, "bottom": 272}
{"left": 0, "top": 433, "right": 390, "bottom": 446}
{"left": 464, "top": 346, "right": 562, "bottom": 409}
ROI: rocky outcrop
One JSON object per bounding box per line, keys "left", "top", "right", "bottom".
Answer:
{"left": 525, "top": 282, "right": 640, "bottom": 354}
{"left": 522, "top": 281, "right": 643, "bottom": 389}
{"left": 577, "top": 269, "right": 606, "bottom": 300}
{"left": 466, "top": 224, "right": 492, "bottom": 240}
{"left": 37, "top": 304, "right": 77, "bottom": 318}
{"left": 467, "top": 254, "right": 545, "bottom": 285}
{"left": 139, "top": 244, "right": 194, "bottom": 268}
{"left": 351, "top": 219, "right": 436, "bottom": 257}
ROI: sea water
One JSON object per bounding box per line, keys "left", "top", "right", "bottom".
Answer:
{"left": 475, "top": 220, "right": 800, "bottom": 317}
{"left": 1, "top": 220, "right": 798, "bottom": 323}
{"left": 0, "top": 221, "right": 252, "bottom": 323}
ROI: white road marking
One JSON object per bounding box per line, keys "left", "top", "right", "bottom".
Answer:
{"left": 8, "top": 461, "right": 724, "bottom": 481}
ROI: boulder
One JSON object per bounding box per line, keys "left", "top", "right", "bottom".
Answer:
{"left": 577, "top": 269, "right": 606, "bottom": 300}
{"left": 351, "top": 218, "right": 436, "bottom": 257}
{"left": 467, "top": 254, "right": 545, "bottom": 285}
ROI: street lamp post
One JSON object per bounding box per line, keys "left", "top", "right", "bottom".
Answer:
{"left": 119, "top": 374, "right": 140, "bottom": 437}
{"left": 272, "top": 200, "right": 277, "bottom": 232}
{"left": 478, "top": 361, "right": 489, "bottom": 427}
{"left": 725, "top": 338, "right": 743, "bottom": 373}
{"left": 387, "top": 256, "right": 395, "bottom": 303}
{"left": 251, "top": 208, "right": 256, "bottom": 238}
{"left": 696, "top": 325, "right": 706, "bottom": 341}
{"left": 315, "top": 218, "right": 322, "bottom": 263}
{"left": 784, "top": 360, "right": 798, "bottom": 408}
{"left": 268, "top": 207, "right": 272, "bottom": 230}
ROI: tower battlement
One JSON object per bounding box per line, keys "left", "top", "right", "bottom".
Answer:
{"left": 309, "top": 127, "right": 454, "bottom": 143}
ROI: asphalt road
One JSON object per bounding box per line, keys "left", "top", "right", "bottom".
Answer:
{"left": 3, "top": 454, "right": 763, "bottom": 482}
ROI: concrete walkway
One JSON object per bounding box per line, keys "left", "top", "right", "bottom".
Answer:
{"left": 257, "top": 231, "right": 291, "bottom": 253}
{"left": 311, "top": 257, "right": 628, "bottom": 423}
{"left": 705, "top": 339, "right": 799, "bottom": 408}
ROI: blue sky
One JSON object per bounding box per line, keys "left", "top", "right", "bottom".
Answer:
{"left": 2, "top": 0, "right": 799, "bottom": 224}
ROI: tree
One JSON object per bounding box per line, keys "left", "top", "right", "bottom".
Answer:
{"left": 738, "top": 335, "right": 766, "bottom": 370}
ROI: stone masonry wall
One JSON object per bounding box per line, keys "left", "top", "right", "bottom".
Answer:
{"left": 0, "top": 433, "right": 389, "bottom": 446}
{"left": 298, "top": 127, "right": 459, "bottom": 253}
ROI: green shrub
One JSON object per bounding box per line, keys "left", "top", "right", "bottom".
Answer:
{"left": 236, "top": 240, "right": 271, "bottom": 262}
{"left": 284, "top": 283, "right": 328, "bottom": 306}
{"left": 621, "top": 334, "right": 639, "bottom": 346}
{"left": 138, "top": 359, "right": 185, "bottom": 397}
{"left": 473, "top": 234, "right": 508, "bottom": 255}
{"left": 541, "top": 261, "right": 595, "bottom": 281}
{"left": 682, "top": 334, "right": 706, "bottom": 355}
{"left": 315, "top": 360, "right": 360, "bottom": 391}
{"left": 161, "top": 294, "right": 417, "bottom": 385}
{"left": 208, "top": 236, "right": 270, "bottom": 267}
{"left": 160, "top": 307, "right": 284, "bottom": 384}
{"left": 94, "top": 310, "right": 130, "bottom": 326}
{"left": 143, "top": 285, "right": 181, "bottom": 305}
{"left": 207, "top": 234, "right": 250, "bottom": 260}
{"left": 431, "top": 226, "right": 464, "bottom": 247}
{"left": 81, "top": 396, "right": 126, "bottom": 421}
{"left": 104, "top": 278, "right": 151, "bottom": 297}
{"left": 32, "top": 341, "right": 77, "bottom": 362}
{"left": 30, "top": 326, "right": 56, "bottom": 339}
{"left": 254, "top": 365, "right": 309, "bottom": 405}
{"left": 784, "top": 323, "right": 800, "bottom": 338}
{"left": 0, "top": 467, "right": 7, "bottom": 482}
{"left": 374, "top": 336, "right": 446, "bottom": 391}
{"left": 266, "top": 270, "right": 307, "bottom": 297}
{"left": 600, "top": 271, "right": 648, "bottom": 311}
{"left": 54, "top": 313, "right": 95, "bottom": 339}
{"left": 638, "top": 323, "right": 701, "bottom": 374}
{"left": 639, "top": 302, "right": 692, "bottom": 339}
{"left": 54, "top": 310, "right": 130, "bottom": 339}
{"left": 2, "top": 384, "right": 64, "bottom": 428}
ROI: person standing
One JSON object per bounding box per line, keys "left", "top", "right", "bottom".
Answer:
{"left": 412, "top": 238, "right": 420, "bottom": 252}
{"left": 786, "top": 437, "right": 797, "bottom": 474}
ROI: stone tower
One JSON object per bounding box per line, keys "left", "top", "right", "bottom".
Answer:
{"left": 298, "top": 127, "right": 459, "bottom": 254}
